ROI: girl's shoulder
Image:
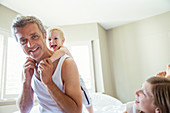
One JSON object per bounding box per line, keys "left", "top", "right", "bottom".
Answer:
{"left": 125, "top": 101, "right": 139, "bottom": 113}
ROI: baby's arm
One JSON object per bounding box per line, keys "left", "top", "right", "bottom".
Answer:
{"left": 50, "top": 46, "right": 73, "bottom": 62}
{"left": 61, "top": 46, "right": 73, "bottom": 59}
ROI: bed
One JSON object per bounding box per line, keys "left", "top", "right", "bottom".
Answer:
{"left": 14, "top": 93, "right": 125, "bottom": 113}
{"left": 90, "top": 93, "right": 125, "bottom": 113}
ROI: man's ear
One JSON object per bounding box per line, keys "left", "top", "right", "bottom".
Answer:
{"left": 62, "top": 37, "right": 65, "bottom": 44}
{"left": 155, "top": 108, "right": 161, "bottom": 113}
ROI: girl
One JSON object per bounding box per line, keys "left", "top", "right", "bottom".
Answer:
{"left": 125, "top": 76, "right": 170, "bottom": 113}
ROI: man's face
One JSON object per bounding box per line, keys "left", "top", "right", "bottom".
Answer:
{"left": 47, "top": 30, "right": 65, "bottom": 51}
{"left": 15, "top": 23, "right": 46, "bottom": 61}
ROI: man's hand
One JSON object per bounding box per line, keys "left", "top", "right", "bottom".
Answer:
{"left": 23, "top": 57, "right": 36, "bottom": 83}
{"left": 38, "top": 58, "right": 54, "bottom": 85}
{"left": 19, "top": 57, "right": 35, "bottom": 113}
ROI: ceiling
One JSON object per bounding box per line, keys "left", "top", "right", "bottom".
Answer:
{"left": 1, "top": 0, "right": 170, "bottom": 30}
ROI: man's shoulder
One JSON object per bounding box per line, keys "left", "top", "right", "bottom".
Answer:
{"left": 55, "top": 54, "right": 74, "bottom": 70}
{"left": 62, "top": 57, "right": 75, "bottom": 67}
{"left": 57, "top": 54, "right": 71, "bottom": 64}
{"left": 61, "top": 55, "right": 77, "bottom": 71}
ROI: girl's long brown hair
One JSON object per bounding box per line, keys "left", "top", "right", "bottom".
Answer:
{"left": 147, "top": 77, "right": 170, "bottom": 113}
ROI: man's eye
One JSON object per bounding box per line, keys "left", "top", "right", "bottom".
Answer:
{"left": 32, "top": 35, "right": 38, "bottom": 39}
{"left": 21, "top": 39, "right": 27, "bottom": 44}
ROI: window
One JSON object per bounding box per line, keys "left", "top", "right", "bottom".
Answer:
{"left": 0, "top": 29, "right": 26, "bottom": 101}
{"left": 68, "top": 41, "right": 95, "bottom": 93}
{"left": 0, "top": 34, "right": 3, "bottom": 99}
{"left": 5, "top": 37, "right": 26, "bottom": 99}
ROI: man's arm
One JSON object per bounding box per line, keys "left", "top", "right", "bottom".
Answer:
{"left": 17, "top": 80, "right": 34, "bottom": 113}
{"left": 50, "top": 46, "right": 73, "bottom": 62}
{"left": 38, "top": 58, "right": 82, "bottom": 113}
{"left": 17, "top": 57, "right": 35, "bottom": 113}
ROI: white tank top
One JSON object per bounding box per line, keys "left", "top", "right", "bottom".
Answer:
{"left": 31, "top": 55, "right": 69, "bottom": 113}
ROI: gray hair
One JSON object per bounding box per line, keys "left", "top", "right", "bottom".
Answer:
{"left": 11, "top": 15, "right": 46, "bottom": 41}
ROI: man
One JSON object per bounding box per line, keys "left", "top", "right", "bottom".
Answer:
{"left": 11, "top": 15, "right": 82, "bottom": 113}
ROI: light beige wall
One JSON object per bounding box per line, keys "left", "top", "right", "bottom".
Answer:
{"left": 0, "top": 4, "right": 18, "bottom": 32}
{"left": 92, "top": 39, "right": 105, "bottom": 93}
{"left": 107, "top": 11, "right": 170, "bottom": 102}
{"left": 61, "top": 23, "right": 99, "bottom": 42}
{"left": 97, "top": 24, "right": 116, "bottom": 97}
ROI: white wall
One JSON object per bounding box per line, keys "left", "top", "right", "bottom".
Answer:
{"left": 107, "top": 11, "right": 170, "bottom": 102}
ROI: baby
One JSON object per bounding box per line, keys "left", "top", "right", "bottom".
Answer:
{"left": 46, "top": 27, "right": 93, "bottom": 113}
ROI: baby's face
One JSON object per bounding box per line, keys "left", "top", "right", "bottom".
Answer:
{"left": 47, "top": 30, "right": 64, "bottom": 51}
{"left": 135, "top": 82, "right": 156, "bottom": 113}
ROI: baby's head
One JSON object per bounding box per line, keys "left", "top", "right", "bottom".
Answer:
{"left": 135, "top": 76, "right": 170, "bottom": 113}
{"left": 46, "top": 27, "right": 65, "bottom": 51}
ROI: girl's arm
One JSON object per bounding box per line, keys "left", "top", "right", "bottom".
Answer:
{"left": 50, "top": 46, "right": 73, "bottom": 62}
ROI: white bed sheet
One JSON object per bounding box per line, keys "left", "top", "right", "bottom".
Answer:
{"left": 14, "top": 93, "right": 125, "bottom": 113}
{"left": 91, "top": 93, "right": 125, "bottom": 113}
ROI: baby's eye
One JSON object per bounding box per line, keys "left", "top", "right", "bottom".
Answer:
{"left": 54, "top": 37, "right": 58, "bottom": 40}
{"left": 48, "top": 38, "right": 51, "bottom": 41}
